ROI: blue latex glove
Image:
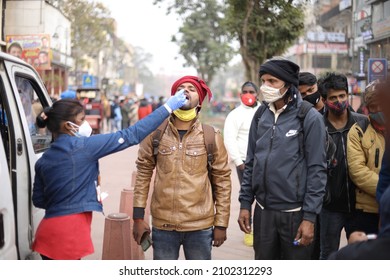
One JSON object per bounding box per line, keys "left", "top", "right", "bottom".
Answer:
{"left": 165, "top": 89, "right": 187, "bottom": 111}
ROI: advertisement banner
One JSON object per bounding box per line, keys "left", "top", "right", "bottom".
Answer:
{"left": 5, "top": 34, "right": 52, "bottom": 70}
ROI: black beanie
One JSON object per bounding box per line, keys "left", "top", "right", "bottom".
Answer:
{"left": 259, "top": 58, "right": 300, "bottom": 87}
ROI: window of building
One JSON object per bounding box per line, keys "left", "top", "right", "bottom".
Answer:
{"left": 383, "top": 1, "right": 390, "bottom": 22}
{"left": 337, "top": 54, "right": 350, "bottom": 70}
{"left": 373, "top": 2, "right": 384, "bottom": 23}
{"left": 312, "top": 55, "right": 331, "bottom": 68}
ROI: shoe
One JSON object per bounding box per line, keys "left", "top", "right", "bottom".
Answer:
{"left": 244, "top": 232, "right": 253, "bottom": 247}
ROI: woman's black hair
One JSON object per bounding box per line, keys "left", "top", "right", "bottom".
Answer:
{"left": 36, "top": 99, "right": 84, "bottom": 134}
{"left": 241, "top": 81, "right": 259, "bottom": 92}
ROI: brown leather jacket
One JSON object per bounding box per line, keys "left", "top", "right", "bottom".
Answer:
{"left": 133, "top": 117, "right": 231, "bottom": 231}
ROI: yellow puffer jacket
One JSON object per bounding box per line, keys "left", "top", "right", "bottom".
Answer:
{"left": 133, "top": 117, "right": 232, "bottom": 231}
{"left": 347, "top": 121, "right": 385, "bottom": 213}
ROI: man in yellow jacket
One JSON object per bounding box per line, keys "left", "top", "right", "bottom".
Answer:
{"left": 347, "top": 79, "right": 385, "bottom": 235}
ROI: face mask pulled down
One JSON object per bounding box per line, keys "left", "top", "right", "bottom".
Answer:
{"left": 173, "top": 108, "right": 197, "bottom": 122}
{"left": 68, "top": 121, "right": 93, "bottom": 137}
{"left": 260, "top": 84, "right": 286, "bottom": 103}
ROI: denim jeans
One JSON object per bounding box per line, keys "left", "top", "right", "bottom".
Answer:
{"left": 152, "top": 227, "right": 213, "bottom": 260}
{"left": 320, "top": 208, "right": 352, "bottom": 260}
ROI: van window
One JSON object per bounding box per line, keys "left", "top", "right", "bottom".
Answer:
{"left": 15, "top": 76, "right": 52, "bottom": 153}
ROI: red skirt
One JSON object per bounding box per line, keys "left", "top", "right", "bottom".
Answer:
{"left": 32, "top": 212, "right": 94, "bottom": 260}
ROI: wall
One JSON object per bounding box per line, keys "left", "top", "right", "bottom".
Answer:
{"left": 5, "top": 0, "right": 45, "bottom": 34}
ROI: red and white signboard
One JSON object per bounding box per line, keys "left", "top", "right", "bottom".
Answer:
{"left": 368, "top": 58, "right": 388, "bottom": 83}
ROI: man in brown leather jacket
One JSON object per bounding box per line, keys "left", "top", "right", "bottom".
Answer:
{"left": 132, "top": 76, "right": 232, "bottom": 260}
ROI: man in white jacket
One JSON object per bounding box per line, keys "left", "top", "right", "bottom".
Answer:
{"left": 224, "top": 81, "right": 260, "bottom": 246}
{"left": 224, "top": 81, "right": 260, "bottom": 183}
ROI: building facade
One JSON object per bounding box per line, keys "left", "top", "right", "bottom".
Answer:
{"left": 4, "top": 0, "right": 72, "bottom": 97}
{"left": 286, "top": 0, "right": 389, "bottom": 94}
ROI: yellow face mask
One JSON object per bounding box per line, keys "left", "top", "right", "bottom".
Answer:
{"left": 173, "top": 108, "right": 197, "bottom": 121}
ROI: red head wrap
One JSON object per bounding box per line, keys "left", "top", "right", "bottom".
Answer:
{"left": 171, "top": 76, "right": 212, "bottom": 107}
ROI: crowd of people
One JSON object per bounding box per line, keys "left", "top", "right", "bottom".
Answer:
{"left": 230, "top": 57, "right": 388, "bottom": 260}
{"left": 101, "top": 95, "right": 166, "bottom": 133}
{"left": 29, "top": 55, "right": 389, "bottom": 260}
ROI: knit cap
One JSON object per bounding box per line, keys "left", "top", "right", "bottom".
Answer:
{"left": 259, "top": 58, "right": 300, "bottom": 87}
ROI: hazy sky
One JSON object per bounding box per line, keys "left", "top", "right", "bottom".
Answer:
{"left": 96, "top": 0, "right": 196, "bottom": 76}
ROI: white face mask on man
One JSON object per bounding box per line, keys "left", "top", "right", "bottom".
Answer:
{"left": 260, "top": 84, "right": 287, "bottom": 103}
{"left": 67, "top": 121, "right": 93, "bottom": 137}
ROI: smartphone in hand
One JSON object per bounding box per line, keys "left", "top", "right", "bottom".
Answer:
{"left": 140, "top": 232, "right": 153, "bottom": 252}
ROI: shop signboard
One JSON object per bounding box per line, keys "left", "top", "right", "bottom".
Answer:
{"left": 5, "top": 34, "right": 52, "bottom": 71}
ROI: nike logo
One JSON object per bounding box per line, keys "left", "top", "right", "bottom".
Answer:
{"left": 285, "top": 130, "right": 298, "bottom": 137}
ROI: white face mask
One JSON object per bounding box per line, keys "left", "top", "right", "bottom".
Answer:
{"left": 260, "top": 84, "right": 287, "bottom": 103}
{"left": 67, "top": 121, "right": 93, "bottom": 137}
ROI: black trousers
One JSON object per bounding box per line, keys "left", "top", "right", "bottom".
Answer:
{"left": 348, "top": 210, "right": 380, "bottom": 235}
{"left": 311, "top": 215, "right": 321, "bottom": 260}
{"left": 253, "top": 203, "right": 314, "bottom": 260}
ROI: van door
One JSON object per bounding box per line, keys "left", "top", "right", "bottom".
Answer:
{"left": 0, "top": 94, "right": 17, "bottom": 260}
{"left": 2, "top": 59, "right": 52, "bottom": 259}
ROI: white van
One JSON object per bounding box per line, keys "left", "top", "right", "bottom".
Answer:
{"left": 0, "top": 52, "right": 53, "bottom": 259}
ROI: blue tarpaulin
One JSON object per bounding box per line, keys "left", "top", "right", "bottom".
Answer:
{"left": 60, "top": 89, "right": 76, "bottom": 99}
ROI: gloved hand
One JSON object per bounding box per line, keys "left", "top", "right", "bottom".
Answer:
{"left": 165, "top": 89, "right": 187, "bottom": 111}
